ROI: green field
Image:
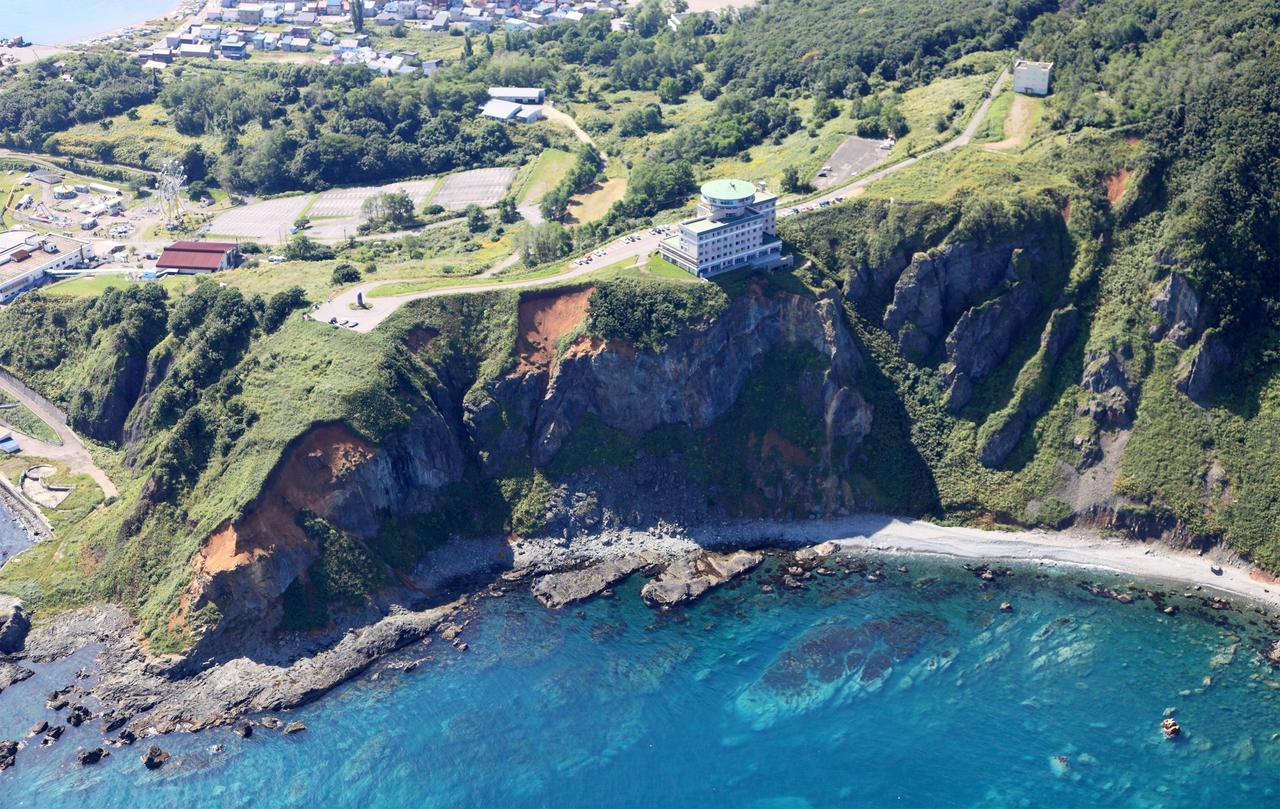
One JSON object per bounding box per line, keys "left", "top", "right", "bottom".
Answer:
{"left": 0, "top": 391, "right": 61, "bottom": 445}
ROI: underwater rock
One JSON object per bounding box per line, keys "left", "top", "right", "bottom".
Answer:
{"left": 142, "top": 746, "right": 170, "bottom": 770}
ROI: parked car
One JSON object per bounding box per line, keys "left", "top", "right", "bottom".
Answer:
{"left": 268, "top": 255, "right": 285, "bottom": 263}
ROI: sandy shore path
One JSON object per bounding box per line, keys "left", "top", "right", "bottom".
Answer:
{"left": 661, "top": 514, "right": 1280, "bottom": 610}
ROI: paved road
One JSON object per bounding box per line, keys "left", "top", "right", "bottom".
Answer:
{"left": 0, "top": 373, "right": 118, "bottom": 498}
{"left": 308, "top": 70, "right": 1013, "bottom": 335}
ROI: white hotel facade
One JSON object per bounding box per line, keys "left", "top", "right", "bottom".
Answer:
{"left": 658, "top": 179, "right": 790, "bottom": 278}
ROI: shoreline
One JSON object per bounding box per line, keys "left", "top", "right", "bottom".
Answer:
{"left": 4, "top": 515, "right": 1279, "bottom": 747}
{"left": 511, "top": 514, "right": 1280, "bottom": 612}
{"left": 7, "top": 0, "right": 200, "bottom": 50}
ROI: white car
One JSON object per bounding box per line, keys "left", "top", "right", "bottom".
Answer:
{"left": 268, "top": 255, "right": 285, "bottom": 263}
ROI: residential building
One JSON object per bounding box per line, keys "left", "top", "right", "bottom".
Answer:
{"left": 489, "top": 86, "right": 545, "bottom": 104}
{"left": 658, "top": 179, "right": 788, "bottom": 278}
{"left": 1013, "top": 59, "right": 1053, "bottom": 96}
{"left": 0, "top": 231, "right": 94, "bottom": 303}
{"left": 156, "top": 241, "right": 241, "bottom": 274}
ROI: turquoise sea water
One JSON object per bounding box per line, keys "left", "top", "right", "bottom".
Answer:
{"left": 2, "top": 556, "right": 1280, "bottom": 808}
{"left": 0, "top": 0, "right": 179, "bottom": 45}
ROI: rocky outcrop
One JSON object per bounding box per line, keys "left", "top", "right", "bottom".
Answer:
{"left": 0, "top": 739, "right": 15, "bottom": 771}
{"left": 1079, "top": 344, "right": 1139, "bottom": 428}
{"left": 1149, "top": 273, "right": 1201, "bottom": 348}
{"left": 884, "top": 242, "right": 1040, "bottom": 363}
{"left": 978, "top": 307, "right": 1080, "bottom": 468}
{"left": 1174, "top": 330, "right": 1230, "bottom": 404}
{"left": 943, "top": 283, "right": 1039, "bottom": 410}
{"left": 640, "top": 550, "right": 763, "bottom": 606}
{"left": 0, "top": 596, "right": 30, "bottom": 654}
{"left": 528, "top": 290, "right": 867, "bottom": 467}
{"left": 0, "top": 660, "right": 34, "bottom": 694}
{"left": 531, "top": 554, "right": 660, "bottom": 608}
{"left": 185, "top": 413, "right": 467, "bottom": 648}
{"left": 142, "top": 746, "right": 170, "bottom": 770}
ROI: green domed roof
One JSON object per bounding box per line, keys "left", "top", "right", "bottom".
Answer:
{"left": 700, "top": 179, "right": 756, "bottom": 202}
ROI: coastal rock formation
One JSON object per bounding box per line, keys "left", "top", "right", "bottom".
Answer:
{"left": 640, "top": 550, "right": 763, "bottom": 607}
{"left": 0, "top": 739, "right": 16, "bottom": 771}
{"left": 1174, "top": 331, "right": 1230, "bottom": 404}
{"left": 0, "top": 660, "right": 34, "bottom": 694}
{"left": 1079, "top": 345, "right": 1138, "bottom": 429}
{"left": 978, "top": 307, "right": 1080, "bottom": 467}
{"left": 531, "top": 554, "right": 661, "bottom": 608}
{"left": 883, "top": 242, "right": 1041, "bottom": 363}
{"left": 142, "top": 746, "right": 170, "bottom": 770}
{"left": 528, "top": 289, "right": 867, "bottom": 467}
{"left": 942, "top": 282, "right": 1039, "bottom": 411}
{"left": 0, "top": 596, "right": 30, "bottom": 654}
{"left": 1149, "top": 273, "right": 1201, "bottom": 348}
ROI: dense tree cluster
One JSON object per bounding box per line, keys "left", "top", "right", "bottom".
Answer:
{"left": 708, "top": 0, "right": 1055, "bottom": 97}
{"left": 586, "top": 278, "right": 728, "bottom": 352}
{"left": 0, "top": 54, "right": 159, "bottom": 148}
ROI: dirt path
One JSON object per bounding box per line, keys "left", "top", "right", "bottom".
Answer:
{"left": 985, "top": 93, "right": 1036, "bottom": 152}
{"left": 542, "top": 105, "right": 608, "bottom": 164}
{"left": 0, "top": 372, "right": 117, "bottom": 498}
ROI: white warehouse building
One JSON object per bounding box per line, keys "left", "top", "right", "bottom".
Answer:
{"left": 1013, "top": 59, "right": 1053, "bottom": 96}
{"left": 658, "top": 179, "right": 789, "bottom": 278}
{"left": 0, "top": 231, "right": 94, "bottom": 303}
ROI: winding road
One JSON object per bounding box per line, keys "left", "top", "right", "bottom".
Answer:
{"left": 310, "top": 70, "right": 1012, "bottom": 334}
{"left": 0, "top": 371, "right": 118, "bottom": 499}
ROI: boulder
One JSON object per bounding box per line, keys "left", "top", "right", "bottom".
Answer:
{"left": 0, "top": 659, "right": 34, "bottom": 695}
{"left": 1174, "top": 331, "right": 1230, "bottom": 404}
{"left": 640, "top": 550, "right": 763, "bottom": 607}
{"left": 0, "top": 596, "right": 30, "bottom": 655}
{"left": 0, "top": 739, "right": 16, "bottom": 771}
{"left": 77, "top": 748, "right": 108, "bottom": 766}
{"left": 794, "top": 541, "right": 842, "bottom": 562}
{"left": 282, "top": 721, "right": 307, "bottom": 735}
{"left": 1149, "top": 273, "right": 1201, "bottom": 347}
{"left": 142, "top": 746, "right": 170, "bottom": 770}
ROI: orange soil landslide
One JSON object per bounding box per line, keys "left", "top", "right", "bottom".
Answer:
{"left": 517, "top": 286, "right": 593, "bottom": 371}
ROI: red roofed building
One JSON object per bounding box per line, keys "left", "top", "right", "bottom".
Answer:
{"left": 156, "top": 241, "right": 240, "bottom": 274}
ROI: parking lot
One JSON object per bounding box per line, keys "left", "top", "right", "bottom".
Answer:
{"left": 812, "top": 136, "right": 890, "bottom": 189}
{"left": 206, "top": 168, "right": 518, "bottom": 243}
{"left": 208, "top": 195, "right": 313, "bottom": 242}
{"left": 432, "top": 167, "right": 517, "bottom": 210}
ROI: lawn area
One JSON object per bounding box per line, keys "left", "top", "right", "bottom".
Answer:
{"left": 865, "top": 136, "right": 1073, "bottom": 203}
{"left": 43, "top": 273, "right": 198, "bottom": 299}
{"left": 973, "top": 87, "right": 1016, "bottom": 143}
{"left": 567, "top": 172, "right": 627, "bottom": 224}
{"left": 515, "top": 149, "right": 575, "bottom": 207}
{"left": 0, "top": 391, "right": 60, "bottom": 445}
{"left": 891, "top": 65, "right": 1004, "bottom": 157}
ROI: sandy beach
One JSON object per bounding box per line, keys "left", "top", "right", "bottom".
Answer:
{"left": 514, "top": 513, "right": 1280, "bottom": 612}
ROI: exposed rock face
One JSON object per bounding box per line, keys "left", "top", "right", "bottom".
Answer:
{"left": 185, "top": 414, "right": 467, "bottom": 649}
{"left": 978, "top": 307, "right": 1080, "bottom": 468}
{"left": 943, "top": 283, "right": 1039, "bottom": 411}
{"left": 884, "top": 242, "right": 1039, "bottom": 363}
{"left": 1149, "top": 273, "right": 1201, "bottom": 348}
{"left": 0, "top": 660, "right": 35, "bottom": 694}
{"left": 531, "top": 554, "right": 661, "bottom": 608}
{"left": 0, "top": 596, "right": 31, "bottom": 654}
{"left": 527, "top": 289, "right": 867, "bottom": 467}
{"left": 1174, "top": 331, "right": 1230, "bottom": 404}
{"left": 1079, "top": 345, "right": 1139, "bottom": 428}
{"left": 640, "top": 550, "right": 763, "bottom": 606}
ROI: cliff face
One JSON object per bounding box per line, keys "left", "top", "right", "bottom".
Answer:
{"left": 176, "top": 285, "right": 876, "bottom": 647}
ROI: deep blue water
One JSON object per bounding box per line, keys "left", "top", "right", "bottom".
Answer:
{"left": 0, "top": 0, "right": 179, "bottom": 45}
{"left": 2, "top": 556, "right": 1280, "bottom": 808}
